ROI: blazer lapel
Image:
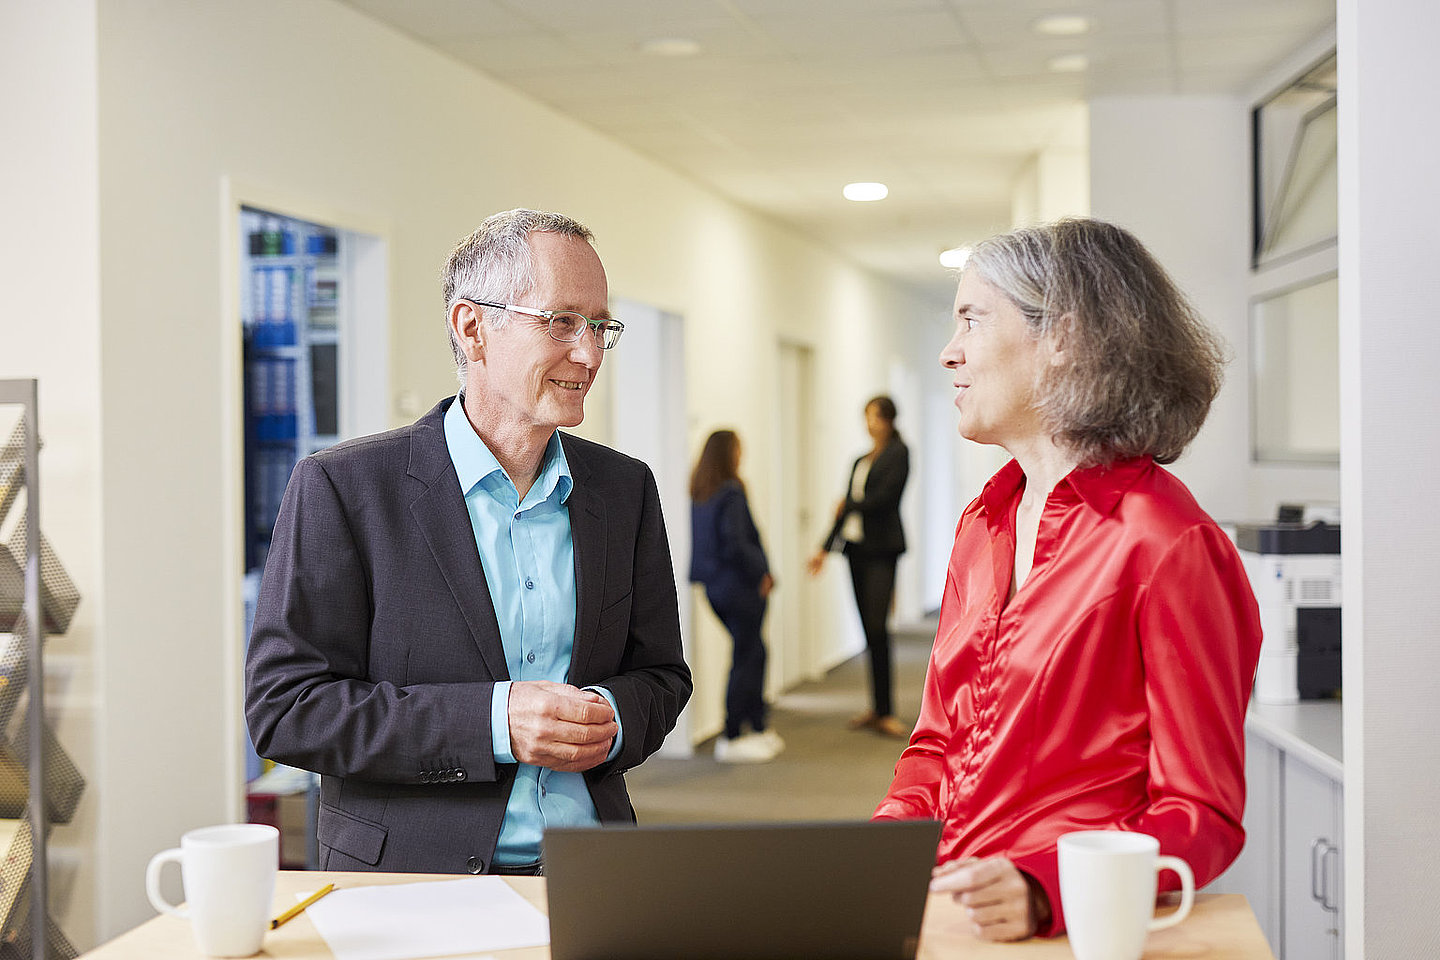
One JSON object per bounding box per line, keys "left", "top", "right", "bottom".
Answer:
{"left": 408, "top": 401, "right": 509, "bottom": 681}
{"left": 564, "top": 436, "right": 606, "bottom": 684}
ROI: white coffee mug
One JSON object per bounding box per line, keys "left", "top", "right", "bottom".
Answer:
{"left": 145, "top": 823, "right": 279, "bottom": 957}
{"left": 1058, "top": 831, "right": 1194, "bottom": 960}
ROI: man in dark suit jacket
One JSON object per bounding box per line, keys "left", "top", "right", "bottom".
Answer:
{"left": 245, "top": 209, "right": 691, "bottom": 876}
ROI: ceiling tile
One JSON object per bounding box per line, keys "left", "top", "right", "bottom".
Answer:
{"left": 335, "top": 0, "right": 1335, "bottom": 301}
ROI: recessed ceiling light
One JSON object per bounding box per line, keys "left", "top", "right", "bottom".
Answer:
{"left": 1033, "top": 14, "right": 1092, "bottom": 36}
{"left": 939, "top": 246, "right": 972, "bottom": 269}
{"left": 843, "top": 182, "right": 889, "bottom": 202}
{"left": 1047, "top": 53, "right": 1089, "bottom": 73}
{"left": 639, "top": 37, "right": 702, "bottom": 57}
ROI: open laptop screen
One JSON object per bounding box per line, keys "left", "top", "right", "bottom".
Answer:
{"left": 543, "top": 819, "right": 942, "bottom": 960}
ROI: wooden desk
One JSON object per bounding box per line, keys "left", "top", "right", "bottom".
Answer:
{"left": 82, "top": 870, "right": 1275, "bottom": 959}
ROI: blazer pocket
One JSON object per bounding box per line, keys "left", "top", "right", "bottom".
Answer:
{"left": 317, "top": 802, "right": 388, "bottom": 866}
{"left": 368, "top": 638, "right": 411, "bottom": 684}
{"left": 597, "top": 592, "right": 632, "bottom": 632}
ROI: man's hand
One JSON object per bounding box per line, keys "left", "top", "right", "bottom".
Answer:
{"left": 930, "top": 856, "right": 1045, "bottom": 942}
{"left": 759, "top": 573, "right": 776, "bottom": 598}
{"left": 507, "top": 681, "right": 618, "bottom": 772}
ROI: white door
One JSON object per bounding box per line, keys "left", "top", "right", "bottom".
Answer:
{"left": 773, "top": 341, "right": 820, "bottom": 687}
{"left": 608, "top": 299, "right": 692, "bottom": 757}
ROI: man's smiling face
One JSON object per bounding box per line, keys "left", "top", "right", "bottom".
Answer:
{"left": 475, "top": 230, "right": 610, "bottom": 434}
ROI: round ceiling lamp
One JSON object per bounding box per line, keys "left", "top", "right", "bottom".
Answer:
{"left": 843, "top": 182, "right": 889, "bottom": 202}
{"left": 640, "top": 37, "right": 702, "bottom": 57}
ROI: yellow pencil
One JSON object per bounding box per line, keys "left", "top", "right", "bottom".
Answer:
{"left": 270, "top": 883, "right": 336, "bottom": 929}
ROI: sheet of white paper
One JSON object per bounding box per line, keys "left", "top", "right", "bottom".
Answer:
{"left": 305, "top": 877, "right": 549, "bottom": 960}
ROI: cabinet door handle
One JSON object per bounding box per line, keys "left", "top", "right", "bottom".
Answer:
{"left": 1321, "top": 842, "right": 1340, "bottom": 913}
{"left": 1310, "top": 838, "right": 1327, "bottom": 904}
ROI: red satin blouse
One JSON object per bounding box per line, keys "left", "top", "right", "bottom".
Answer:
{"left": 874, "top": 457, "right": 1261, "bottom": 936}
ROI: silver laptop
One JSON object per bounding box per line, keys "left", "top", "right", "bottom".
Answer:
{"left": 542, "top": 819, "right": 942, "bottom": 960}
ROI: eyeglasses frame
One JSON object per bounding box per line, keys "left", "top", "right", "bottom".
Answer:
{"left": 463, "top": 298, "right": 624, "bottom": 350}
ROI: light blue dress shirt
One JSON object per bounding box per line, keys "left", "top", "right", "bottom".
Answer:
{"left": 443, "top": 397, "right": 622, "bottom": 866}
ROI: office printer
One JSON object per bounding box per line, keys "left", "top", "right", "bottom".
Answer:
{"left": 1234, "top": 517, "right": 1341, "bottom": 704}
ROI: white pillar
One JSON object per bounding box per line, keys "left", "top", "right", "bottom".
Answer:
{"left": 1339, "top": 0, "right": 1440, "bottom": 954}
{"left": 1088, "top": 95, "right": 1251, "bottom": 521}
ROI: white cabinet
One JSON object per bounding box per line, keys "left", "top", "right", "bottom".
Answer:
{"left": 1207, "top": 703, "right": 1342, "bottom": 959}
{"left": 1283, "top": 756, "right": 1343, "bottom": 959}
{"left": 1213, "top": 730, "right": 1283, "bottom": 946}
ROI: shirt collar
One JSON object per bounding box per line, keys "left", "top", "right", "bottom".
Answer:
{"left": 443, "top": 395, "right": 573, "bottom": 504}
{"left": 980, "top": 455, "right": 1152, "bottom": 519}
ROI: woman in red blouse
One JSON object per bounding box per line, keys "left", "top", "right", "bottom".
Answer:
{"left": 873, "top": 218, "right": 1262, "bottom": 940}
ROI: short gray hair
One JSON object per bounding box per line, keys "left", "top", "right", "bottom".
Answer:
{"left": 441, "top": 209, "right": 595, "bottom": 385}
{"left": 964, "top": 217, "right": 1227, "bottom": 467}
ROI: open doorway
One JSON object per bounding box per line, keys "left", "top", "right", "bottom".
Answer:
{"left": 231, "top": 202, "right": 388, "bottom": 863}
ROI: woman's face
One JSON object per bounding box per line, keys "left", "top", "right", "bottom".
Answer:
{"left": 864, "top": 403, "right": 890, "bottom": 442}
{"left": 939, "top": 271, "right": 1050, "bottom": 449}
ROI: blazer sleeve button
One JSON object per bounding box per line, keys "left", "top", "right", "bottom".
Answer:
{"left": 467, "top": 856, "right": 483, "bottom": 874}
{"left": 455, "top": 769, "right": 467, "bottom": 781}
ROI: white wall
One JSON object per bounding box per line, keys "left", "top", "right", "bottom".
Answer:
{"left": 1339, "top": 0, "right": 1440, "bottom": 954}
{"left": 0, "top": 0, "right": 102, "bottom": 946}
{"left": 76, "top": 0, "right": 937, "bottom": 941}
{"left": 1089, "top": 95, "right": 1261, "bottom": 522}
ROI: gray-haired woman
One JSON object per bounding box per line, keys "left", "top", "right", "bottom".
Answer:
{"left": 876, "top": 218, "right": 1262, "bottom": 941}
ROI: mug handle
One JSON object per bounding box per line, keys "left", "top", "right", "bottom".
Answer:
{"left": 1148, "top": 855, "right": 1195, "bottom": 931}
{"left": 145, "top": 848, "right": 188, "bottom": 919}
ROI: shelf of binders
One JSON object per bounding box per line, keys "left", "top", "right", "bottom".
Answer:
{"left": 241, "top": 209, "right": 343, "bottom": 572}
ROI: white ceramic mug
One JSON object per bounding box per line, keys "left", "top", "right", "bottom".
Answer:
{"left": 1058, "top": 831, "right": 1195, "bottom": 960}
{"left": 145, "top": 823, "right": 279, "bottom": 957}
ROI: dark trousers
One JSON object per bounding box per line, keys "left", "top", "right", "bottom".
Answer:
{"left": 707, "top": 590, "right": 769, "bottom": 739}
{"left": 847, "top": 552, "right": 898, "bottom": 717}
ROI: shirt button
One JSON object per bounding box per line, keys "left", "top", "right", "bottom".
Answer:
{"left": 527, "top": 651, "right": 536, "bottom": 664}
{"left": 525, "top": 578, "right": 534, "bottom": 589}
{"left": 540, "top": 785, "right": 547, "bottom": 798}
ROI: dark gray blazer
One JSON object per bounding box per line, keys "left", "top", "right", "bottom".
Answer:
{"left": 822, "top": 436, "right": 909, "bottom": 557}
{"left": 244, "top": 397, "right": 691, "bottom": 875}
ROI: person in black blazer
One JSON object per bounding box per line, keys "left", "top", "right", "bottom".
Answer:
{"left": 688, "top": 430, "right": 783, "bottom": 763}
{"left": 245, "top": 210, "right": 690, "bottom": 876}
{"left": 808, "top": 396, "right": 910, "bottom": 738}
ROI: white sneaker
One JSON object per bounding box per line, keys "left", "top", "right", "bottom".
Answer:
{"left": 714, "top": 732, "right": 779, "bottom": 763}
{"left": 755, "top": 730, "right": 785, "bottom": 757}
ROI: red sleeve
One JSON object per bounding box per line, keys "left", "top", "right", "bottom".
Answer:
{"left": 873, "top": 518, "right": 967, "bottom": 821}
{"left": 872, "top": 648, "right": 950, "bottom": 820}
{"left": 1014, "top": 524, "right": 1262, "bottom": 936}
{"left": 1130, "top": 524, "right": 1261, "bottom": 885}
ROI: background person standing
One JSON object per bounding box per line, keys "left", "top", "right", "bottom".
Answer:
{"left": 689, "top": 430, "right": 783, "bottom": 763}
{"left": 808, "top": 396, "right": 910, "bottom": 739}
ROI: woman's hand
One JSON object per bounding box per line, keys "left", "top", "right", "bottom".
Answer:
{"left": 759, "top": 573, "right": 776, "bottom": 598}
{"left": 805, "top": 550, "right": 827, "bottom": 577}
{"left": 929, "top": 856, "right": 1047, "bottom": 942}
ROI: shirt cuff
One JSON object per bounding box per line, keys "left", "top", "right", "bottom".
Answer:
{"left": 584, "top": 685, "right": 624, "bottom": 762}
{"left": 491, "top": 680, "right": 516, "bottom": 764}
{"left": 1010, "top": 849, "right": 1063, "bottom": 937}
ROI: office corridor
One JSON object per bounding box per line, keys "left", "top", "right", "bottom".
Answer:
{"left": 627, "top": 621, "right": 937, "bottom": 824}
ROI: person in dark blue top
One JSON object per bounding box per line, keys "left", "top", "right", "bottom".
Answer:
{"left": 689, "top": 430, "right": 784, "bottom": 763}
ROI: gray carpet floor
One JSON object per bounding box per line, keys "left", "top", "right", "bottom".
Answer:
{"left": 626, "top": 621, "right": 937, "bottom": 824}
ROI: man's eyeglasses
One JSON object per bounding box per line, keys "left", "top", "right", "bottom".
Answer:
{"left": 464, "top": 298, "right": 625, "bottom": 350}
